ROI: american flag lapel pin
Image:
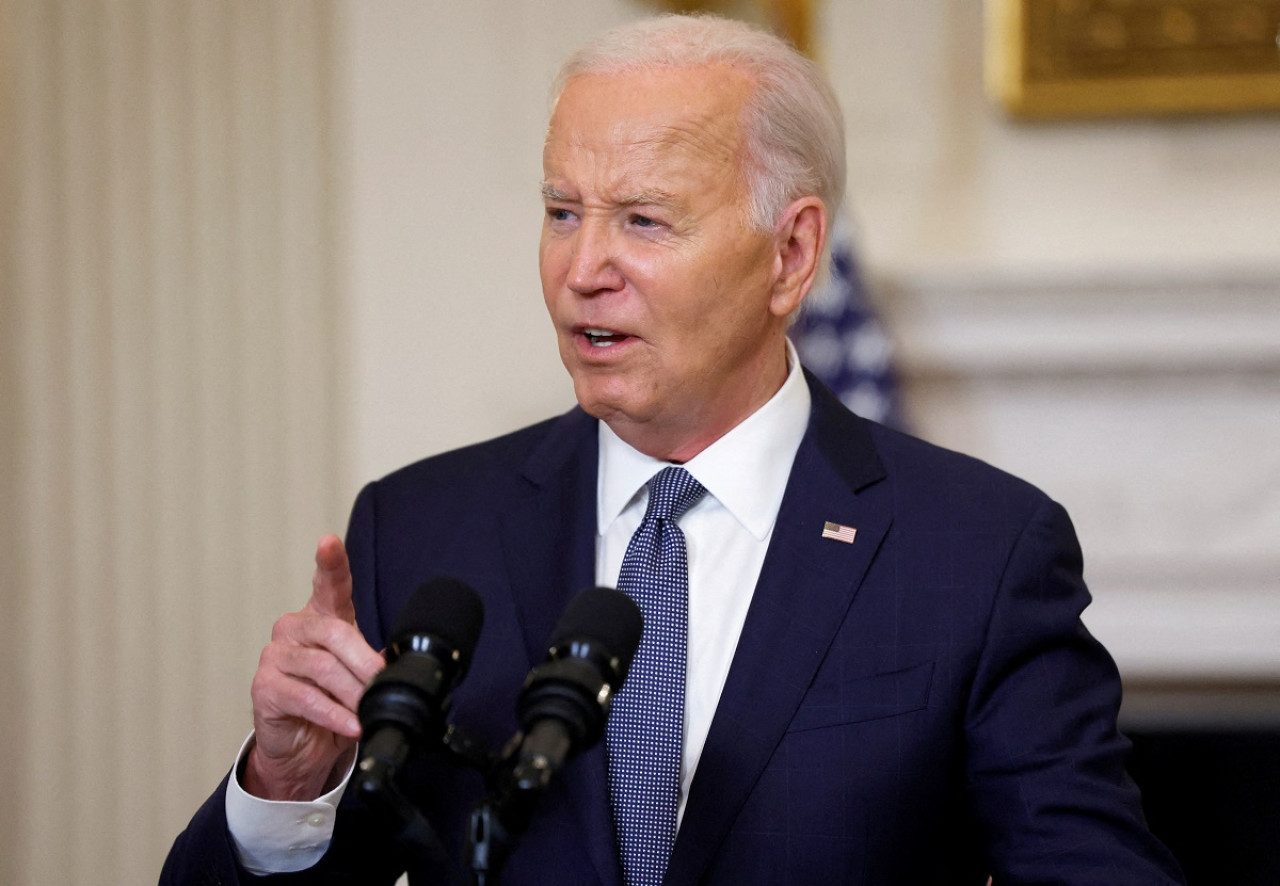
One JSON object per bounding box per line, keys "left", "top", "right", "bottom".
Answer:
{"left": 821, "top": 521, "right": 857, "bottom": 544}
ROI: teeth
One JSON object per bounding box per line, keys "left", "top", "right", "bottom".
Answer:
{"left": 583, "top": 327, "right": 622, "bottom": 348}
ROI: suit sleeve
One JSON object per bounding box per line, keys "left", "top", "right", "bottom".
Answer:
{"left": 160, "top": 775, "right": 249, "bottom": 885}
{"left": 963, "top": 497, "right": 1184, "bottom": 885}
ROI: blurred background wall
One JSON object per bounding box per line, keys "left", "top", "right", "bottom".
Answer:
{"left": 2, "top": 0, "right": 1277, "bottom": 882}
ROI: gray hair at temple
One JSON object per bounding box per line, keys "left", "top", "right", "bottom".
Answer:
{"left": 550, "top": 14, "right": 847, "bottom": 235}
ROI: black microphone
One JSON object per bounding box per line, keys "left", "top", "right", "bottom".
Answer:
{"left": 355, "top": 577, "right": 484, "bottom": 799}
{"left": 510, "top": 586, "right": 643, "bottom": 796}
{"left": 466, "top": 588, "right": 641, "bottom": 880}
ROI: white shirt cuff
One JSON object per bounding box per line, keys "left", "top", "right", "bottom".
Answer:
{"left": 223, "top": 732, "right": 354, "bottom": 875}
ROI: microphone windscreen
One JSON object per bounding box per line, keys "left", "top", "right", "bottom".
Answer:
{"left": 548, "top": 587, "right": 643, "bottom": 678}
{"left": 392, "top": 577, "right": 485, "bottom": 656}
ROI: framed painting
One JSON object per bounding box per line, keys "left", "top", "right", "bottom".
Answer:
{"left": 986, "top": 0, "right": 1280, "bottom": 117}
{"left": 642, "top": 0, "right": 816, "bottom": 56}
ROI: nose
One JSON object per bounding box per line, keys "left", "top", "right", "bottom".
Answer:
{"left": 565, "top": 217, "right": 624, "bottom": 296}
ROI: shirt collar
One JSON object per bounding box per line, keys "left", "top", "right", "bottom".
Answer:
{"left": 597, "top": 339, "right": 811, "bottom": 540}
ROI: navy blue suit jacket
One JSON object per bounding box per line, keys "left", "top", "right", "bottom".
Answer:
{"left": 163, "top": 373, "right": 1183, "bottom": 885}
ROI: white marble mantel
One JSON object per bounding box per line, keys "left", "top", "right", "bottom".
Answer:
{"left": 879, "top": 267, "right": 1280, "bottom": 681}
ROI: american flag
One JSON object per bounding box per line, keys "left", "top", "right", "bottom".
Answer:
{"left": 821, "top": 521, "right": 858, "bottom": 544}
{"left": 791, "top": 214, "right": 905, "bottom": 429}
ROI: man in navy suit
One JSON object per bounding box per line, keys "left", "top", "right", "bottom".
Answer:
{"left": 164, "top": 14, "right": 1184, "bottom": 885}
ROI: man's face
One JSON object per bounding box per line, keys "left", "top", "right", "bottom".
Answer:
{"left": 540, "top": 66, "right": 794, "bottom": 462}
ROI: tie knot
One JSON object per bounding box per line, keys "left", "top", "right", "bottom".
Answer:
{"left": 644, "top": 466, "right": 705, "bottom": 523}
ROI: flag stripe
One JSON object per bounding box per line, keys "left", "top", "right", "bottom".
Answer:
{"left": 821, "top": 521, "right": 857, "bottom": 544}
{"left": 791, "top": 213, "right": 904, "bottom": 428}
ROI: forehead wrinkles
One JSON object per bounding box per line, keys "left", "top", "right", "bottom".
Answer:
{"left": 547, "top": 107, "right": 748, "bottom": 206}
{"left": 640, "top": 110, "right": 743, "bottom": 171}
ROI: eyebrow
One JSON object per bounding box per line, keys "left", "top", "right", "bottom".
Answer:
{"left": 541, "top": 182, "right": 571, "bottom": 202}
{"left": 539, "top": 182, "right": 679, "bottom": 208}
{"left": 619, "top": 189, "right": 678, "bottom": 208}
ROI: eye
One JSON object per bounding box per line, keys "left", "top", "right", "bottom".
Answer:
{"left": 546, "top": 206, "right": 577, "bottom": 224}
{"left": 629, "top": 214, "right": 659, "bottom": 229}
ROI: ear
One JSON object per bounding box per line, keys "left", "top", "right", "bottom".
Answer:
{"left": 768, "top": 197, "right": 828, "bottom": 318}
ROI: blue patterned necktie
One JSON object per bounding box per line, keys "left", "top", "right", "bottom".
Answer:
{"left": 606, "top": 466, "right": 706, "bottom": 886}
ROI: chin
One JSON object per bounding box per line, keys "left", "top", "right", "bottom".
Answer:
{"left": 570, "top": 380, "right": 648, "bottom": 426}
{"left": 573, "top": 390, "right": 627, "bottom": 423}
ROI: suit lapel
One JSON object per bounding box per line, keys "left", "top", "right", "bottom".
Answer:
{"left": 667, "top": 377, "right": 893, "bottom": 885}
{"left": 499, "top": 407, "right": 624, "bottom": 886}
{"left": 501, "top": 408, "right": 599, "bottom": 663}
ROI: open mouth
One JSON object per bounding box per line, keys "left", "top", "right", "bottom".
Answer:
{"left": 582, "top": 327, "right": 630, "bottom": 348}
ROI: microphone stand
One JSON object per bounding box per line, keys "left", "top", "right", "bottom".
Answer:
{"left": 466, "top": 726, "right": 562, "bottom": 886}
{"left": 354, "top": 721, "right": 499, "bottom": 886}
{"left": 355, "top": 769, "right": 460, "bottom": 883}
{"left": 353, "top": 714, "right": 549, "bottom": 886}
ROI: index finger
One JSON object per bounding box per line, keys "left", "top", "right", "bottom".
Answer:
{"left": 309, "top": 534, "right": 355, "bottom": 623}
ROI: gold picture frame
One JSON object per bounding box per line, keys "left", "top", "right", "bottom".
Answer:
{"left": 986, "top": 0, "right": 1280, "bottom": 117}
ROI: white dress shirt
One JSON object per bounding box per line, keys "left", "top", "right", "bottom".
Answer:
{"left": 595, "top": 342, "right": 809, "bottom": 823}
{"left": 227, "top": 341, "right": 811, "bottom": 871}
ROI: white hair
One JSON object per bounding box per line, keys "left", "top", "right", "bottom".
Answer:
{"left": 550, "top": 14, "right": 847, "bottom": 234}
